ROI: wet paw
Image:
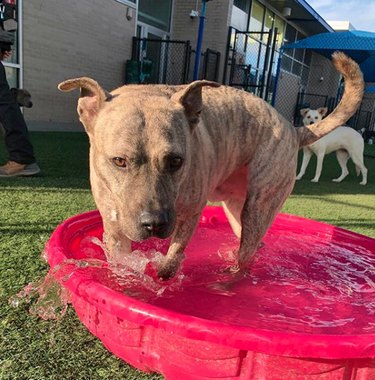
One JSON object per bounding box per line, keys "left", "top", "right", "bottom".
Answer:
{"left": 157, "top": 262, "right": 179, "bottom": 281}
{"left": 222, "top": 264, "right": 241, "bottom": 274}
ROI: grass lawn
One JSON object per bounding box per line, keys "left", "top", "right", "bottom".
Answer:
{"left": 0, "top": 132, "right": 374, "bottom": 380}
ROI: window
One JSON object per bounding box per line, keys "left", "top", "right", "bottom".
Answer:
{"left": 249, "top": 1, "right": 264, "bottom": 32}
{"left": 274, "top": 16, "right": 285, "bottom": 49}
{"left": 3, "top": 0, "right": 20, "bottom": 87}
{"left": 282, "top": 25, "right": 310, "bottom": 85}
{"left": 138, "top": 0, "right": 172, "bottom": 32}
{"left": 233, "top": 0, "right": 251, "bottom": 13}
{"left": 4, "top": 66, "right": 18, "bottom": 88}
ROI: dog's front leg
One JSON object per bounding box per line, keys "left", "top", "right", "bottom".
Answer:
{"left": 237, "top": 172, "right": 295, "bottom": 271}
{"left": 296, "top": 147, "right": 312, "bottom": 180}
{"left": 158, "top": 214, "right": 201, "bottom": 280}
{"left": 312, "top": 152, "right": 325, "bottom": 182}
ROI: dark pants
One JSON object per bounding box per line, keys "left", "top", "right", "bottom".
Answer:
{"left": 0, "top": 61, "right": 35, "bottom": 164}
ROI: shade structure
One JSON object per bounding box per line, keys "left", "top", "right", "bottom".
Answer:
{"left": 283, "top": 30, "right": 375, "bottom": 82}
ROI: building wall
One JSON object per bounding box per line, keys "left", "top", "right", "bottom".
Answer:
{"left": 22, "top": 0, "right": 136, "bottom": 130}
{"left": 171, "top": 0, "right": 232, "bottom": 81}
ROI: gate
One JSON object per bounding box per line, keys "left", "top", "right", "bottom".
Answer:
{"left": 128, "top": 38, "right": 221, "bottom": 85}
{"left": 129, "top": 37, "right": 191, "bottom": 85}
{"left": 224, "top": 27, "right": 278, "bottom": 101}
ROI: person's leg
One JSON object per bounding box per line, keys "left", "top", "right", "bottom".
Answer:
{"left": 0, "top": 102, "right": 36, "bottom": 164}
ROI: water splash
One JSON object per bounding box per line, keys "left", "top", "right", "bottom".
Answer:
{"left": 10, "top": 239, "right": 184, "bottom": 319}
{"left": 9, "top": 271, "right": 70, "bottom": 320}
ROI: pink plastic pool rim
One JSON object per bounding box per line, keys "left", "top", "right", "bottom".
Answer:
{"left": 45, "top": 206, "right": 375, "bottom": 379}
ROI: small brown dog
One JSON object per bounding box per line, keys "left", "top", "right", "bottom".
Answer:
{"left": 10, "top": 87, "right": 33, "bottom": 108}
{"left": 59, "top": 52, "right": 364, "bottom": 279}
{"left": 0, "top": 88, "right": 33, "bottom": 136}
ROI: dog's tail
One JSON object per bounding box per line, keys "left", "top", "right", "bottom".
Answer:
{"left": 297, "top": 52, "right": 364, "bottom": 148}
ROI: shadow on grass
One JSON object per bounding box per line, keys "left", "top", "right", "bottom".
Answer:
{"left": 289, "top": 193, "right": 375, "bottom": 212}
{"left": 0, "top": 132, "right": 90, "bottom": 190}
{"left": 316, "top": 219, "right": 375, "bottom": 230}
{"left": 0, "top": 223, "right": 62, "bottom": 234}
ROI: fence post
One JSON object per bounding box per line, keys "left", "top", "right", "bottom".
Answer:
{"left": 271, "top": 47, "right": 283, "bottom": 107}
{"left": 222, "top": 27, "right": 233, "bottom": 84}
{"left": 259, "top": 30, "right": 273, "bottom": 99}
{"left": 183, "top": 41, "right": 191, "bottom": 83}
{"left": 193, "top": 0, "right": 212, "bottom": 80}
{"left": 265, "top": 28, "right": 278, "bottom": 102}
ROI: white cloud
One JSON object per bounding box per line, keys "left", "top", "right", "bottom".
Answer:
{"left": 307, "top": 0, "right": 375, "bottom": 32}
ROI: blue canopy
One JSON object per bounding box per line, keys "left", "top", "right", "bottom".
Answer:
{"left": 283, "top": 30, "right": 375, "bottom": 82}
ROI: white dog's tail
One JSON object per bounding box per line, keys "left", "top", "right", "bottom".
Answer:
{"left": 298, "top": 52, "right": 364, "bottom": 148}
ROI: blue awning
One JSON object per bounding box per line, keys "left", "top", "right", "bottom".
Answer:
{"left": 282, "top": 30, "right": 375, "bottom": 82}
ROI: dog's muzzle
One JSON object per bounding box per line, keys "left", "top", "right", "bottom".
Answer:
{"left": 139, "top": 210, "right": 172, "bottom": 238}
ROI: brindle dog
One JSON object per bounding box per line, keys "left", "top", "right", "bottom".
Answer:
{"left": 59, "top": 52, "right": 364, "bottom": 279}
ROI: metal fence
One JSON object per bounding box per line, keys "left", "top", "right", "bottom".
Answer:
{"left": 272, "top": 50, "right": 375, "bottom": 135}
{"left": 127, "top": 37, "right": 220, "bottom": 85}
{"left": 223, "top": 27, "right": 278, "bottom": 101}
{"left": 128, "top": 37, "right": 191, "bottom": 85}
{"left": 127, "top": 34, "right": 375, "bottom": 153}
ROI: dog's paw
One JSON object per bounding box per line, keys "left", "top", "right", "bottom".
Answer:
{"left": 157, "top": 260, "right": 180, "bottom": 281}
{"left": 332, "top": 178, "right": 342, "bottom": 182}
{"left": 228, "top": 264, "right": 241, "bottom": 274}
{"left": 311, "top": 178, "right": 319, "bottom": 183}
{"left": 296, "top": 175, "right": 302, "bottom": 180}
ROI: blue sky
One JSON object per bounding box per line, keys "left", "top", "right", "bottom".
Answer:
{"left": 307, "top": 0, "right": 375, "bottom": 32}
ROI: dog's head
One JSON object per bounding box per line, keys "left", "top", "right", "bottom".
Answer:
{"left": 10, "top": 88, "right": 33, "bottom": 108}
{"left": 300, "top": 107, "right": 328, "bottom": 126}
{"left": 59, "top": 78, "right": 219, "bottom": 246}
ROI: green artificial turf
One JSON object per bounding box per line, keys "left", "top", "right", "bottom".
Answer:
{"left": 0, "top": 132, "right": 374, "bottom": 380}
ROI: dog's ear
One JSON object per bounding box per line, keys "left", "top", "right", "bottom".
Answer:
{"left": 58, "top": 77, "right": 112, "bottom": 132}
{"left": 317, "top": 107, "right": 328, "bottom": 117}
{"left": 171, "top": 80, "right": 220, "bottom": 126}
{"left": 300, "top": 108, "right": 310, "bottom": 117}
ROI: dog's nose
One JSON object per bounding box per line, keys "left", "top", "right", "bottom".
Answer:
{"left": 139, "top": 211, "right": 169, "bottom": 235}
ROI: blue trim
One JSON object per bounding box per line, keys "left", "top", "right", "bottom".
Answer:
{"left": 193, "top": 0, "right": 208, "bottom": 81}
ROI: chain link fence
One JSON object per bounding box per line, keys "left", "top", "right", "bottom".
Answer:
{"left": 127, "top": 37, "right": 220, "bottom": 86}
{"left": 127, "top": 35, "right": 375, "bottom": 157}
{"left": 272, "top": 49, "right": 375, "bottom": 157}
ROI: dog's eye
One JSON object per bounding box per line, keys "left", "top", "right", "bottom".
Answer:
{"left": 307, "top": 115, "right": 311, "bottom": 119}
{"left": 167, "top": 156, "right": 183, "bottom": 172}
{"left": 315, "top": 116, "right": 318, "bottom": 119}
{"left": 112, "top": 157, "right": 127, "bottom": 168}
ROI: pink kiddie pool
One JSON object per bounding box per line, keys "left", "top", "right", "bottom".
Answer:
{"left": 45, "top": 206, "right": 375, "bottom": 379}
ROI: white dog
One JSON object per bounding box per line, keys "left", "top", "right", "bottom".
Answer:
{"left": 296, "top": 108, "right": 367, "bottom": 185}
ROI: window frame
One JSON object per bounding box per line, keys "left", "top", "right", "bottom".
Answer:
{"left": 114, "top": 0, "right": 137, "bottom": 7}
{"left": 2, "top": 0, "right": 22, "bottom": 88}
